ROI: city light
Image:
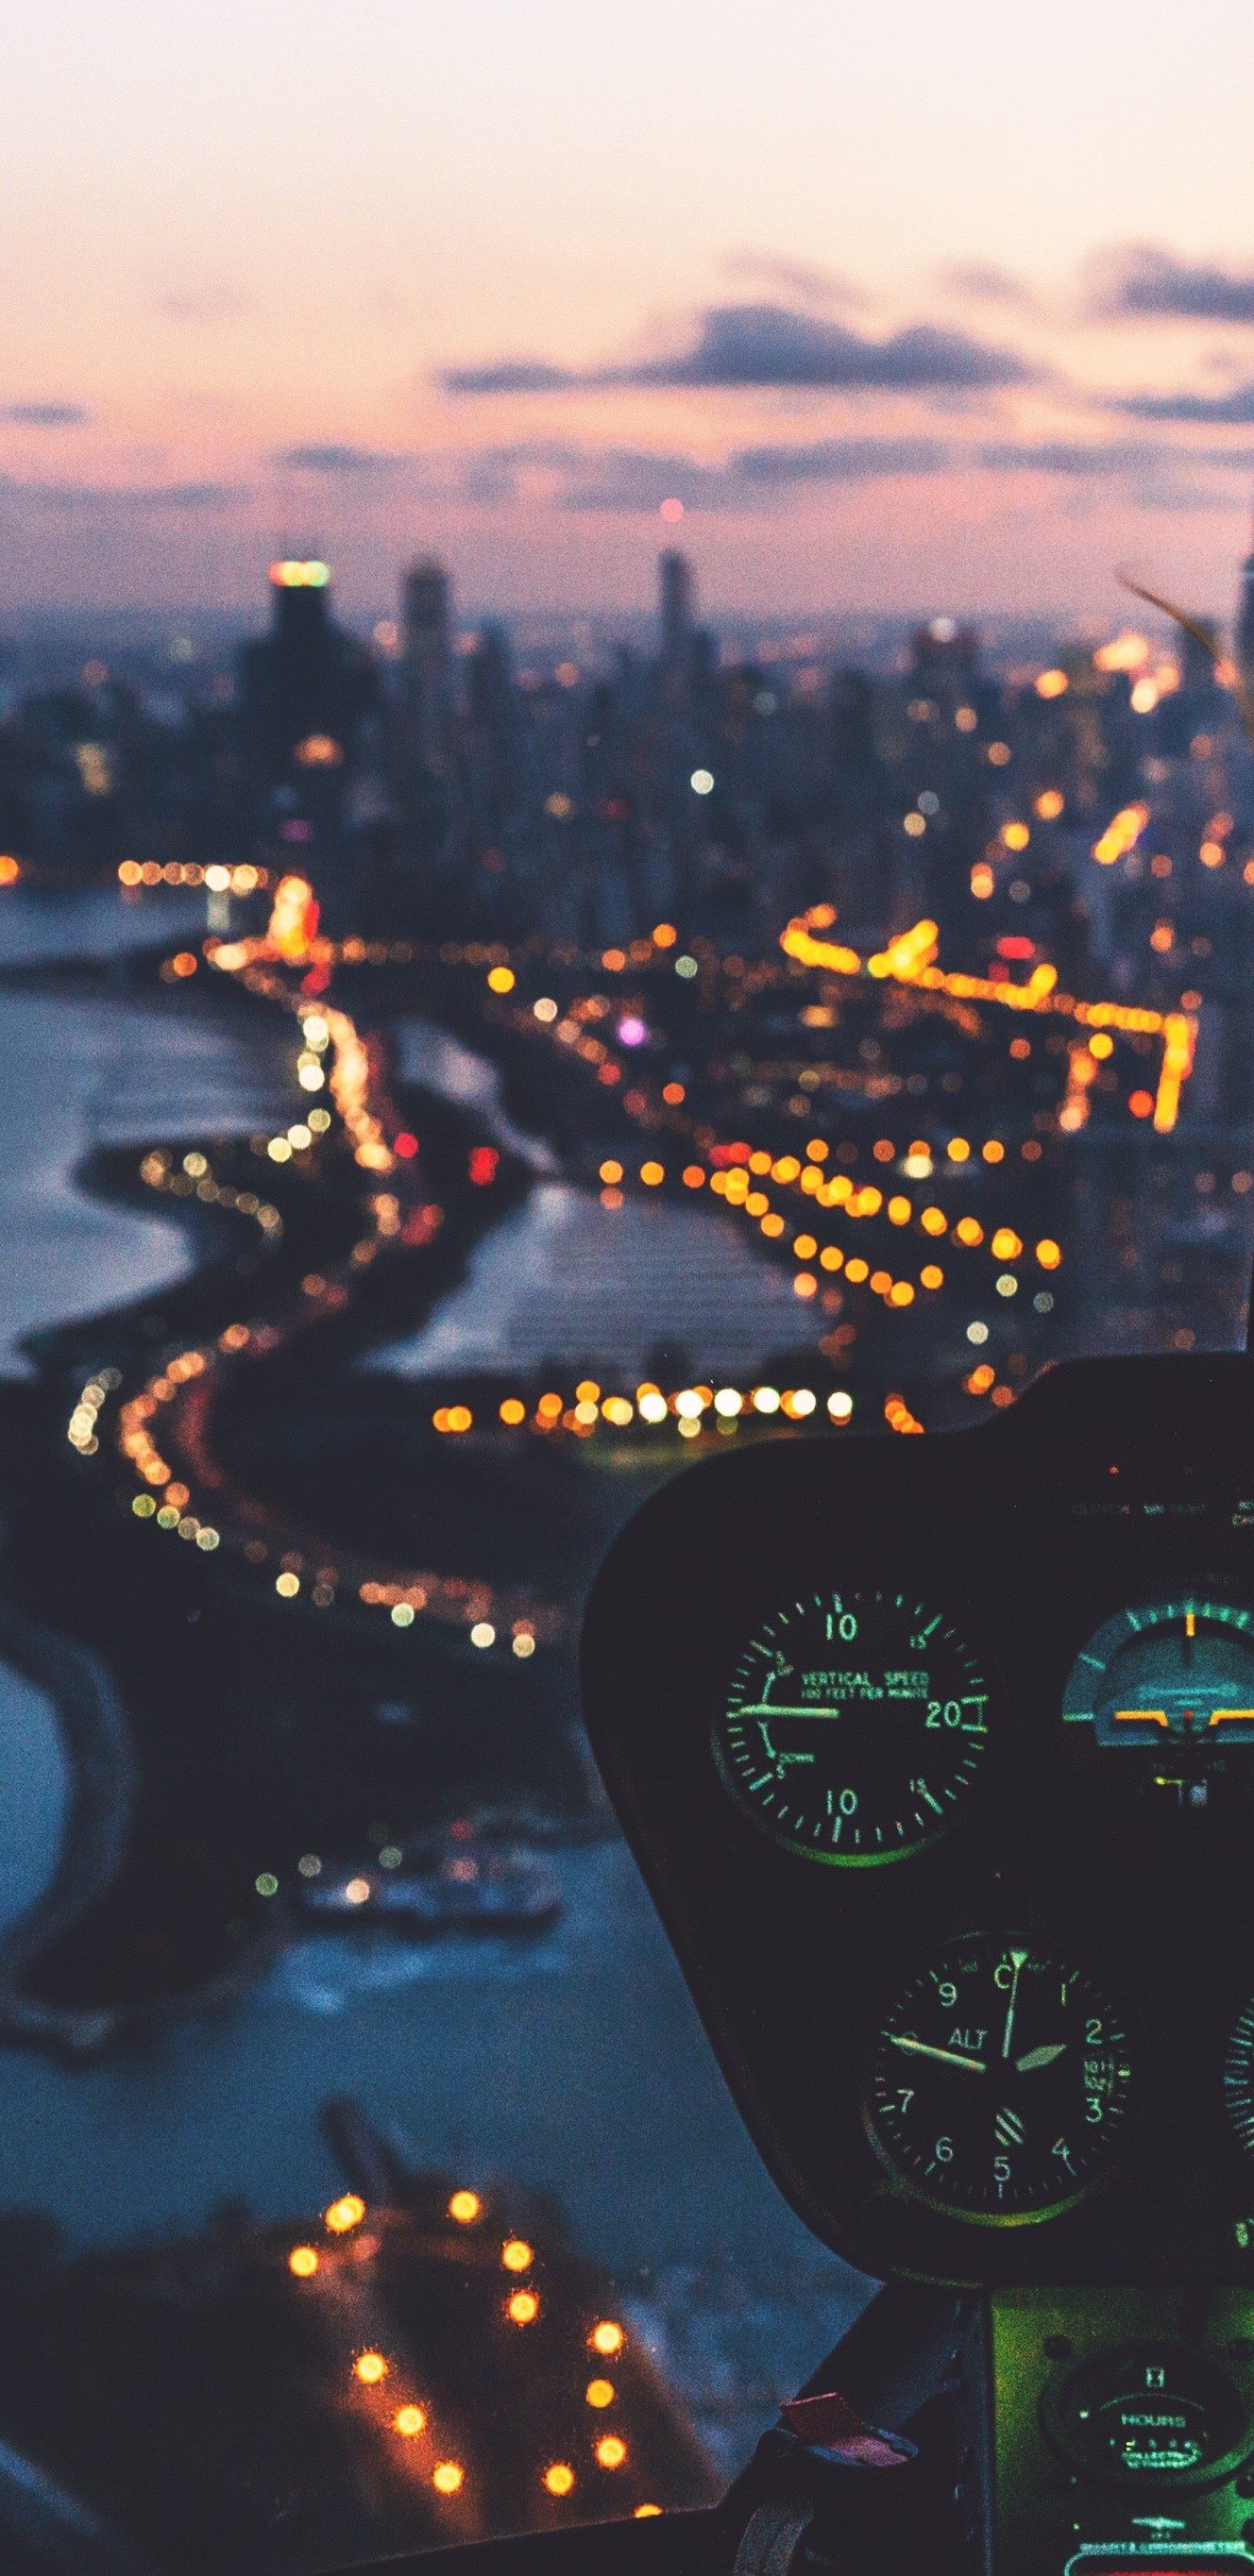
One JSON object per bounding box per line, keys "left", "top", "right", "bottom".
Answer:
{"left": 325, "top": 2196, "right": 366, "bottom": 2234}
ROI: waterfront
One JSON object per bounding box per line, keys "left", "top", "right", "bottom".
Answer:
{"left": 0, "top": 885, "right": 864, "bottom": 2481}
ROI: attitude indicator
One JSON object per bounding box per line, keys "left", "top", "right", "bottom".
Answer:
{"left": 1062, "top": 1597, "right": 1254, "bottom": 1751}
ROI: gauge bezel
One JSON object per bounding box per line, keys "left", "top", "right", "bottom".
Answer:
{"left": 1042, "top": 2339, "right": 1251, "bottom": 2492}
{"left": 711, "top": 1584, "right": 993, "bottom": 1869}
{"left": 861, "top": 1930, "right": 1139, "bottom": 2229}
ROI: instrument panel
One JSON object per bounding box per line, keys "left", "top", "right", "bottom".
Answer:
{"left": 579, "top": 1354, "right": 1254, "bottom": 2287}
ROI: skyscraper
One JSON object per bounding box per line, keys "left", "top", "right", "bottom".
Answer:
{"left": 400, "top": 558, "right": 455, "bottom": 779}
{"left": 659, "top": 550, "right": 694, "bottom": 707}
{"left": 237, "top": 558, "right": 376, "bottom": 926}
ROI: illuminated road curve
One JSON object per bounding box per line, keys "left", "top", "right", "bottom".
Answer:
{"left": 66, "top": 879, "right": 1201, "bottom": 1660}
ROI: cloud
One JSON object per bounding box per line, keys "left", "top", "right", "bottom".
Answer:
{"left": 1087, "top": 244, "right": 1254, "bottom": 324}
{"left": 444, "top": 360, "right": 580, "bottom": 396}
{"left": 937, "top": 261, "right": 1039, "bottom": 313}
{"left": 1119, "top": 381, "right": 1254, "bottom": 424}
{"left": 4, "top": 402, "right": 91, "bottom": 428}
{"left": 0, "top": 478, "right": 246, "bottom": 512}
{"left": 131, "top": 481, "right": 245, "bottom": 509}
{"left": 444, "top": 301, "right": 1034, "bottom": 396}
{"left": 276, "top": 442, "right": 410, "bottom": 475}
{"left": 977, "top": 438, "right": 1163, "bottom": 475}
{"left": 735, "top": 436, "right": 949, "bottom": 483}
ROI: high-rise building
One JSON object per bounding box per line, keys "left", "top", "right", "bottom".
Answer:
{"left": 401, "top": 558, "right": 454, "bottom": 777}
{"left": 237, "top": 558, "right": 376, "bottom": 925}
{"left": 659, "top": 550, "right": 694, "bottom": 704}
{"left": 240, "top": 559, "right": 355, "bottom": 780}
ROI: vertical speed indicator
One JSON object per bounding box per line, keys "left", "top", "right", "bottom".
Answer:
{"left": 712, "top": 1590, "right": 991, "bottom": 1865}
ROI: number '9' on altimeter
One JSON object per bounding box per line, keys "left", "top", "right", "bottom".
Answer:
{"left": 712, "top": 1590, "right": 991, "bottom": 1864}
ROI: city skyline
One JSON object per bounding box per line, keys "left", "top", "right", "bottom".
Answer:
{"left": 6, "top": 0, "right": 1254, "bottom": 615}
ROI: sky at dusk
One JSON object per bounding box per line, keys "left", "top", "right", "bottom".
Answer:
{"left": 7, "top": 0, "right": 1254, "bottom": 622}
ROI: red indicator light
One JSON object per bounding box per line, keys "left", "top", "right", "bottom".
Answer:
{"left": 468, "top": 1146, "right": 499, "bottom": 1186}
{"left": 394, "top": 1132, "right": 418, "bottom": 1160}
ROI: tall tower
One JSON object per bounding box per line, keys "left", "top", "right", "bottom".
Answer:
{"left": 659, "top": 549, "right": 694, "bottom": 705}
{"left": 1236, "top": 507, "right": 1254, "bottom": 699}
{"left": 239, "top": 557, "right": 342, "bottom": 781}
{"left": 401, "top": 557, "right": 454, "bottom": 776}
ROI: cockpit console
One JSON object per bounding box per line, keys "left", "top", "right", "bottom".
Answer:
{"left": 578, "top": 1353, "right": 1254, "bottom": 2571}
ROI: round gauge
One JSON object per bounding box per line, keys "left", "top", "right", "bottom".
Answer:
{"left": 1062, "top": 1596, "right": 1254, "bottom": 1752}
{"left": 865, "top": 1934, "right": 1135, "bottom": 2223}
{"left": 1222, "top": 1998, "right": 1254, "bottom": 2158}
{"left": 714, "top": 1590, "right": 990, "bottom": 1866}
{"left": 1043, "top": 2343, "right": 1248, "bottom": 2486}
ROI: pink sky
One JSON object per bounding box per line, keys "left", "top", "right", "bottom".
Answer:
{"left": 5, "top": 0, "right": 1254, "bottom": 619}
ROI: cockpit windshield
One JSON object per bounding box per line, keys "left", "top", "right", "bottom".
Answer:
{"left": 1, "top": 9, "right": 1253, "bottom": 2573}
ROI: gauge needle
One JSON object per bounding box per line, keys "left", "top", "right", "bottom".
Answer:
{"left": 1014, "top": 2042, "right": 1067, "bottom": 2074}
{"left": 888, "top": 2035, "right": 987, "bottom": 2074}
{"left": 1001, "top": 1946, "right": 1028, "bottom": 2061}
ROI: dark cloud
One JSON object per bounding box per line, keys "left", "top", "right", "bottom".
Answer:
{"left": 735, "top": 436, "right": 949, "bottom": 482}
{"left": 444, "top": 360, "right": 581, "bottom": 396}
{"left": 4, "top": 403, "right": 91, "bottom": 428}
{"left": 977, "top": 438, "right": 1163, "bottom": 475}
{"left": 0, "top": 478, "right": 245, "bottom": 512}
{"left": 1119, "top": 382, "right": 1254, "bottom": 424}
{"left": 937, "top": 261, "right": 1039, "bottom": 313}
{"left": 131, "top": 481, "right": 244, "bottom": 509}
{"left": 658, "top": 307, "right": 1032, "bottom": 389}
{"left": 444, "top": 302, "right": 1034, "bottom": 396}
{"left": 277, "top": 442, "right": 408, "bottom": 474}
{"left": 1087, "top": 244, "right": 1254, "bottom": 323}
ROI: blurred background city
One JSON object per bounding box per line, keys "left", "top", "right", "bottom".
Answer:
{"left": 4, "top": 4, "right": 1254, "bottom": 2568}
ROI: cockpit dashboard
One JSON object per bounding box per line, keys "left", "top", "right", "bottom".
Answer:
{"left": 580, "top": 1355, "right": 1254, "bottom": 2291}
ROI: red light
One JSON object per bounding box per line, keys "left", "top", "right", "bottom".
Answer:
{"left": 394, "top": 1132, "right": 418, "bottom": 1160}
{"left": 995, "top": 934, "right": 1036, "bottom": 960}
{"left": 401, "top": 1204, "right": 442, "bottom": 1247}
{"left": 469, "top": 1146, "right": 499, "bottom": 1187}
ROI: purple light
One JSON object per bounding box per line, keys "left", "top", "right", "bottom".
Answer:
{"left": 617, "top": 1016, "right": 648, "bottom": 1048}
{"left": 280, "top": 819, "right": 313, "bottom": 842}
